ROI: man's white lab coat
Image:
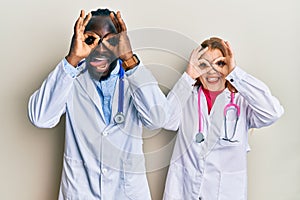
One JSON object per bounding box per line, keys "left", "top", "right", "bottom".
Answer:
{"left": 28, "top": 60, "right": 169, "bottom": 200}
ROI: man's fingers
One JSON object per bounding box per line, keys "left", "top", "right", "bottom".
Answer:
{"left": 84, "top": 32, "right": 100, "bottom": 38}
{"left": 74, "top": 15, "right": 83, "bottom": 35}
{"left": 116, "top": 11, "right": 127, "bottom": 31}
{"left": 84, "top": 32, "right": 100, "bottom": 40}
{"left": 110, "top": 12, "right": 121, "bottom": 32}
{"left": 82, "top": 12, "right": 92, "bottom": 27}
{"left": 80, "top": 10, "right": 85, "bottom": 18}
{"left": 101, "top": 40, "right": 113, "bottom": 51}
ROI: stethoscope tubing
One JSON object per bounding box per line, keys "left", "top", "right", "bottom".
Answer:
{"left": 197, "top": 86, "right": 240, "bottom": 143}
{"left": 113, "top": 60, "right": 125, "bottom": 124}
{"left": 118, "top": 60, "right": 125, "bottom": 114}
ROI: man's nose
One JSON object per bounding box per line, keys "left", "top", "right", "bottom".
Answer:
{"left": 97, "top": 38, "right": 104, "bottom": 45}
{"left": 95, "top": 41, "right": 107, "bottom": 51}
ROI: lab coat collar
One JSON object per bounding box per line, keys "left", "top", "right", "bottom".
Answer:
{"left": 75, "top": 62, "right": 106, "bottom": 123}
{"left": 75, "top": 61, "right": 126, "bottom": 125}
{"left": 195, "top": 87, "right": 232, "bottom": 158}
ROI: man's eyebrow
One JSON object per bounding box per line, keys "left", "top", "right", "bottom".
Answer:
{"left": 102, "top": 32, "right": 115, "bottom": 39}
{"left": 84, "top": 31, "right": 115, "bottom": 39}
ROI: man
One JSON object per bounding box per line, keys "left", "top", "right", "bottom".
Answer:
{"left": 28, "top": 8, "right": 168, "bottom": 199}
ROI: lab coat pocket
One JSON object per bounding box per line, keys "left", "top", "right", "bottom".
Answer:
{"left": 219, "top": 116, "right": 242, "bottom": 147}
{"left": 218, "top": 170, "right": 247, "bottom": 200}
{"left": 123, "top": 157, "right": 150, "bottom": 200}
{"left": 61, "top": 155, "right": 95, "bottom": 199}
{"left": 164, "top": 163, "right": 196, "bottom": 199}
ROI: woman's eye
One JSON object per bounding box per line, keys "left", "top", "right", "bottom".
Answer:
{"left": 199, "top": 63, "right": 208, "bottom": 68}
{"left": 85, "top": 36, "right": 95, "bottom": 45}
{"left": 216, "top": 61, "right": 226, "bottom": 67}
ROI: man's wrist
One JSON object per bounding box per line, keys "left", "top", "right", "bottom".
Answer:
{"left": 121, "top": 54, "right": 140, "bottom": 71}
{"left": 65, "top": 55, "right": 82, "bottom": 67}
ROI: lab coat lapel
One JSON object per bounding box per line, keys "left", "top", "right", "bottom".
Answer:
{"left": 76, "top": 68, "right": 106, "bottom": 123}
{"left": 202, "top": 89, "right": 230, "bottom": 156}
{"left": 182, "top": 90, "right": 199, "bottom": 150}
{"left": 111, "top": 78, "right": 119, "bottom": 124}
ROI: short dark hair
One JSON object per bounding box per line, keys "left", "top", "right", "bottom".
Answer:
{"left": 91, "top": 8, "right": 116, "bottom": 17}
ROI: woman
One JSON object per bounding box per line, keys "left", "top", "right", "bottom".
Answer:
{"left": 163, "top": 37, "right": 284, "bottom": 200}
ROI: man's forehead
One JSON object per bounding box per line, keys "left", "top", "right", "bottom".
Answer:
{"left": 85, "top": 16, "right": 116, "bottom": 33}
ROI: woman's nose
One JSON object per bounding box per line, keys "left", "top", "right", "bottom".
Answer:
{"left": 207, "top": 66, "right": 218, "bottom": 74}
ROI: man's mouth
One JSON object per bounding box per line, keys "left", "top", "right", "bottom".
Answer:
{"left": 89, "top": 57, "right": 110, "bottom": 71}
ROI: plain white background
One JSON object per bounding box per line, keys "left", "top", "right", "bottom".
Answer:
{"left": 0, "top": 0, "right": 299, "bottom": 199}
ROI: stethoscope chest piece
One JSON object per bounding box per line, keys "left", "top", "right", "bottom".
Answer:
{"left": 114, "top": 112, "right": 125, "bottom": 124}
{"left": 195, "top": 132, "right": 205, "bottom": 143}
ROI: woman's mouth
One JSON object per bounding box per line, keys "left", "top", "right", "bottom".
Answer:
{"left": 206, "top": 77, "right": 220, "bottom": 84}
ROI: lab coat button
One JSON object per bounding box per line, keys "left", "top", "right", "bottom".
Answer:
{"left": 230, "top": 78, "right": 234, "bottom": 82}
{"left": 102, "top": 168, "right": 107, "bottom": 174}
{"left": 102, "top": 131, "right": 108, "bottom": 136}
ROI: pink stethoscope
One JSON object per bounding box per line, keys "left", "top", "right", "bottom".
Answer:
{"left": 196, "top": 86, "right": 240, "bottom": 143}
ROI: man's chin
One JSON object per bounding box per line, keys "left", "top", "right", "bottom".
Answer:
{"left": 88, "top": 68, "right": 107, "bottom": 81}
{"left": 87, "top": 59, "right": 118, "bottom": 81}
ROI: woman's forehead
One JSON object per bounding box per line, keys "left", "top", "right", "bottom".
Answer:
{"left": 202, "top": 49, "right": 223, "bottom": 61}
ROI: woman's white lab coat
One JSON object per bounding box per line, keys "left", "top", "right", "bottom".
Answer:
{"left": 28, "top": 60, "right": 169, "bottom": 200}
{"left": 163, "top": 67, "right": 284, "bottom": 200}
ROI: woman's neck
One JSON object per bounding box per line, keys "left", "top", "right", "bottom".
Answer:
{"left": 202, "top": 87, "right": 224, "bottom": 114}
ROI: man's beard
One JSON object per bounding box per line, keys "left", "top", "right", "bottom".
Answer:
{"left": 87, "top": 59, "right": 118, "bottom": 81}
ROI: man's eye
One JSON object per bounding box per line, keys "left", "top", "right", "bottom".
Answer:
{"left": 107, "top": 37, "right": 119, "bottom": 46}
{"left": 85, "top": 36, "right": 96, "bottom": 45}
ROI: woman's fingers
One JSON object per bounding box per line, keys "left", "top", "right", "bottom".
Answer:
{"left": 197, "top": 46, "right": 208, "bottom": 58}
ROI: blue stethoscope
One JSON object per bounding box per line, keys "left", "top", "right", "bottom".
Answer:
{"left": 114, "top": 60, "right": 125, "bottom": 124}
{"left": 195, "top": 86, "right": 240, "bottom": 143}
